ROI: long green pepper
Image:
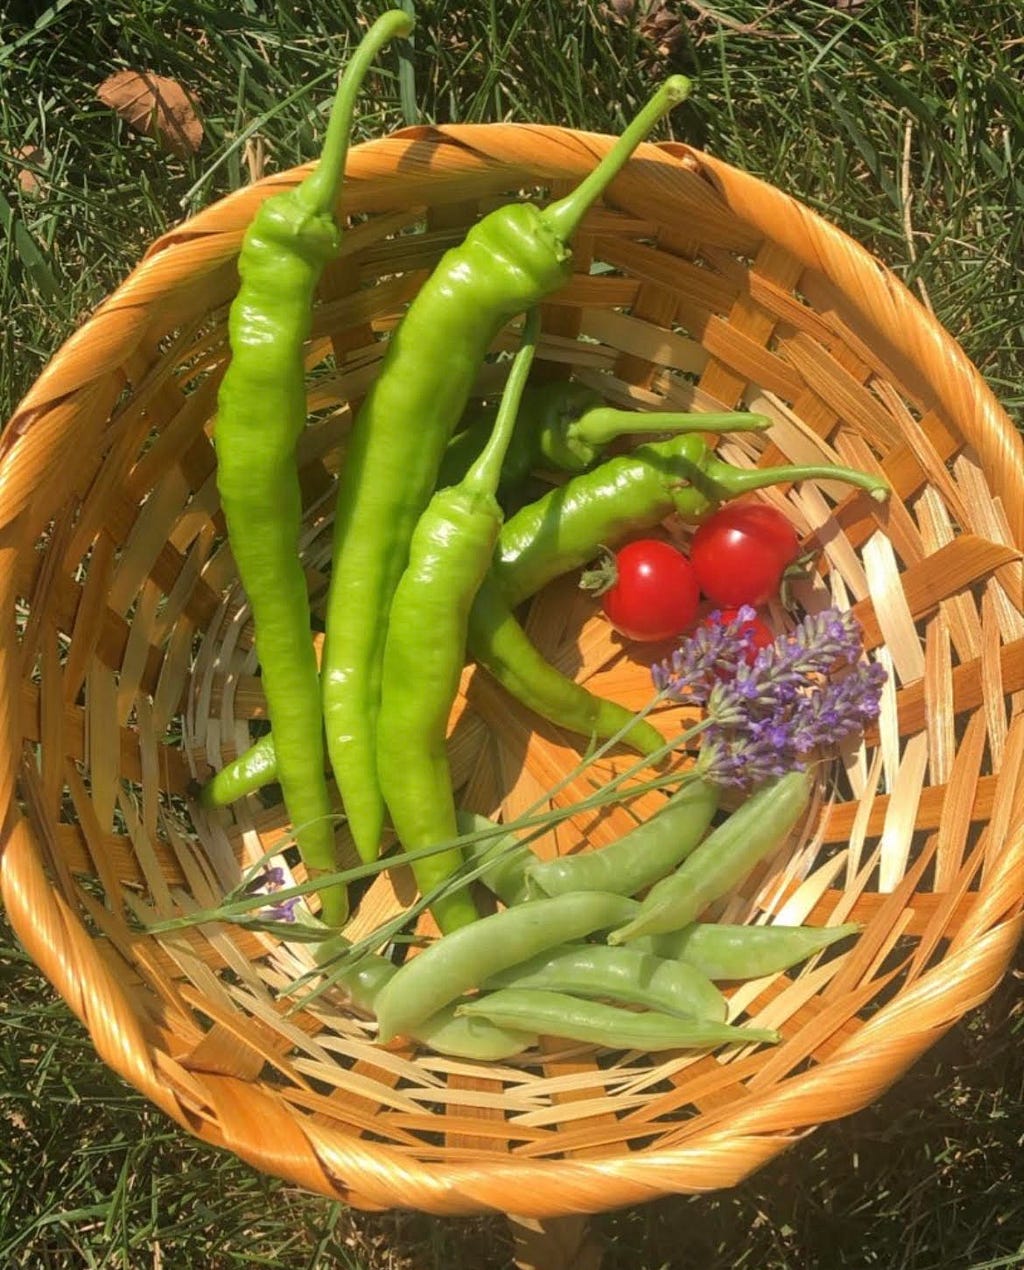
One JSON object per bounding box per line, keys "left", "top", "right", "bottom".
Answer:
{"left": 321, "top": 76, "right": 693, "bottom": 864}
{"left": 212, "top": 12, "right": 413, "bottom": 926}
{"left": 201, "top": 420, "right": 768, "bottom": 808}
{"left": 437, "top": 380, "right": 771, "bottom": 491}
{"left": 495, "top": 434, "right": 890, "bottom": 608}
{"left": 376, "top": 310, "right": 542, "bottom": 933}
{"left": 202, "top": 428, "right": 887, "bottom": 807}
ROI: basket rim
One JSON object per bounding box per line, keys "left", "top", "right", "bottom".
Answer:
{"left": 2, "top": 124, "right": 1023, "bottom": 1217}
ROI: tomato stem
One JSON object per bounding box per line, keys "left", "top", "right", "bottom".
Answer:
{"left": 578, "top": 545, "right": 619, "bottom": 597}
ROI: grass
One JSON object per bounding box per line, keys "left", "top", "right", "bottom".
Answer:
{"left": 1, "top": 0, "right": 1023, "bottom": 1266}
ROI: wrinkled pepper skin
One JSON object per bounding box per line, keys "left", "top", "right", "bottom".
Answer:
{"left": 212, "top": 12, "right": 413, "bottom": 926}
{"left": 496, "top": 434, "right": 887, "bottom": 607}
{"left": 376, "top": 311, "right": 542, "bottom": 932}
{"left": 321, "top": 77, "right": 692, "bottom": 864}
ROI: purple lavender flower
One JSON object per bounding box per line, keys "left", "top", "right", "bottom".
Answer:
{"left": 240, "top": 863, "right": 302, "bottom": 923}
{"left": 651, "top": 605, "right": 762, "bottom": 703}
{"left": 262, "top": 895, "right": 301, "bottom": 923}
{"left": 243, "top": 865, "right": 286, "bottom": 894}
{"left": 659, "top": 606, "right": 886, "bottom": 790}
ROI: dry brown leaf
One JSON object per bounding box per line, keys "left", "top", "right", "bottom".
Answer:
{"left": 96, "top": 69, "right": 203, "bottom": 157}
{"left": 15, "top": 145, "right": 45, "bottom": 195}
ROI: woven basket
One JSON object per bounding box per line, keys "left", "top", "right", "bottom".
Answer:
{"left": 3, "top": 123, "right": 1024, "bottom": 1231}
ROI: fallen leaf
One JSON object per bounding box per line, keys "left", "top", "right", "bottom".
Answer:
{"left": 15, "top": 145, "right": 45, "bottom": 195}
{"left": 96, "top": 69, "right": 203, "bottom": 157}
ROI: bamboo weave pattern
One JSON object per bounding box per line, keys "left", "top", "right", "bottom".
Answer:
{"left": 1, "top": 125, "right": 1022, "bottom": 1218}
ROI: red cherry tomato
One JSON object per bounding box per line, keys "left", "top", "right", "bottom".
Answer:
{"left": 690, "top": 503, "right": 800, "bottom": 607}
{"left": 597, "top": 539, "right": 700, "bottom": 642}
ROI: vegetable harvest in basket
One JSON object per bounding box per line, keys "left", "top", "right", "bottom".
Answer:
{"left": 192, "top": 11, "right": 891, "bottom": 1063}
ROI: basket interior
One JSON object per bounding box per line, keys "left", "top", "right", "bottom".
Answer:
{"left": 2, "top": 129, "right": 1023, "bottom": 1215}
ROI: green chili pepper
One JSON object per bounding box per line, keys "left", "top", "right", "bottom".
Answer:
{"left": 212, "top": 11, "right": 413, "bottom": 926}
{"left": 376, "top": 310, "right": 543, "bottom": 933}
{"left": 640, "top": 921, "right": 861, "bottom": 980}
{"left": 373, "top": 890, "right": 638, "bottom": 1042}
{"left": 324, "top": 942, "right": 536, "bottom": 1060}
{"left": 321, "top": 77, "right": 692, "bottom": 865}
{"left": 524, "top": 776, "right": 719, "bottom": 899}
{"left": 456, "top": 989, "right": 779, "bottom": 1051}
{"left": 438, "top": 380, "right": 770, "bottom": 490}
{"left": 198, "top": 732, "right": 277, "bottom": 811}
{"left": 608, "top": 770, "right": 814, "bottom": 944}
{"left": 467, "top": 573, "right": 665, "bottom": 756}
{"left": 482, "top": 943, "right": 728, "bottom": 1021}
{"left": 496, "top": 435, "right": 890, "bottom": 609}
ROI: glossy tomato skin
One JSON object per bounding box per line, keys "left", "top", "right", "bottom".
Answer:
{"left": 690, "top": 503, "right": 800, "bottom": 607}
{"left": 600, "top": 539, "right": 700, "bottom": 642}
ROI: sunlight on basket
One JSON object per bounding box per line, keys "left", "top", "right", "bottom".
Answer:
{"left": 1, "top": 125, "right": 1023, "bottom": 1220}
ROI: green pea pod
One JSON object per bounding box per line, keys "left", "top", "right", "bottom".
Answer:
{"left": 457, "top": 811, "right": 535, "bottom": 907}
{"left": 376, "top": 310, "right": 543, "bottom": 933}
{"left": 608, "top": 770, "right": 814, "bottom": 944}
{"left": 456, "top": 989, "right": 779, "bottom": 1051}
{"left": 643, "top": 921, "right": 861, "bottom": 980}
{"left": 483, "top": 943, "right": 727, "bottom": 1021}
{"left": 373, "top": 891, "right": 639, "bottom": 1042}
{"left": 326, "top": 944, "right": 536, "bottom": 1061}
{"left": 213, "top": 11, "right": 413, "bottom": 926}
{"left": 321, "top": 77, "right": 692, "bottom": 865}
{"left": 524, "top": 776, "right": 719, "bottom": 899}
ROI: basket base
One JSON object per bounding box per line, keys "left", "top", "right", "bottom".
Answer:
{"left": 509, "top": 1213, "right": 604, "bottom": 1270}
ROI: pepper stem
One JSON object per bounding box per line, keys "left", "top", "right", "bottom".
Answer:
{"left": 297, "top": 10, "right": 415, "bottom": 217}
{"left": 463, "top": 309, "right": 542, "bottom": 495}
{"left": 572, "top": 409, "right": 771, "bottom": 447}
{"left": 699, "top": 454, "right": 891, "bottom": 503}
{"left": 541, "top": 75, "right": 692, "bottom": 245}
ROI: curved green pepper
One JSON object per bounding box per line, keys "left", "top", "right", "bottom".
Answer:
{"left": 321, "top": 77, "right": 692, "bottom": 864}
{"left": 212, "top": 12, "right": 413, "bottom": 926}
{"left": 376, "top": 310, "right": 541, "bottom": 932}
{"left": 496, "top": 433, "right": 888, "bottom": 608}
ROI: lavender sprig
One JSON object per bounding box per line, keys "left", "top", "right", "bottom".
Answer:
{"left": 653, "top": 606, "right": 886, "bottom": 790}
{"left": 243, "top": 865, "right": 301, "bottom": 923}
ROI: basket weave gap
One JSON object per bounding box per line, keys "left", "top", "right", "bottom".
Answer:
{"left": 698, "top": 241, "right": 807, "bottom": 409}
{"left": 612, "top": 282, "right": 682, "bottom": 391}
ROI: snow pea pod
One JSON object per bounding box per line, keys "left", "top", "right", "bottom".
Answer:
{"left": 456, "top": 989, "right": 779, "bottom": 1051}
{"left": 643, "top": 921, "right": 861, "bottom": 979}
{"left": 483, "top": 943, "right": 727, "bottom": 1021}
{"left": 608, "top": 770, "right": 814, "bottom": 944}
{"left": 327, "top": 944, "right": 536, "bottom": 1061}
{"left": 457, "top": 811, "right": 534, "bottom": 907}
{"left": 524, "top": 776, "right": 718, "bottom": 899}
{"left": 373, "top": 891, "right": 638, "bottom": 1042}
